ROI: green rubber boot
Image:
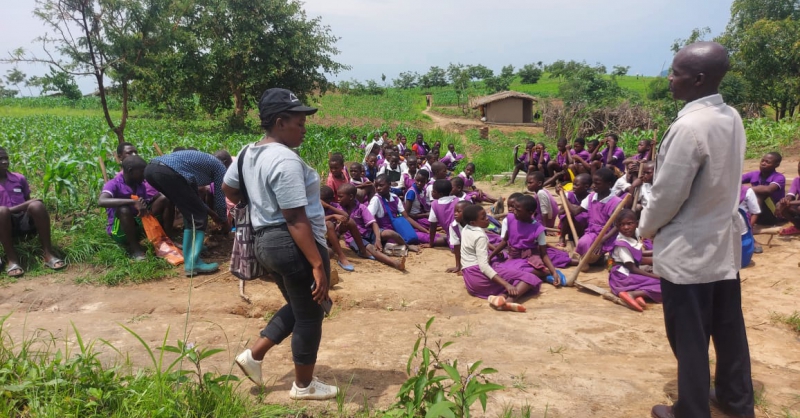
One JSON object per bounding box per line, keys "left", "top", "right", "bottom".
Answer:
{"left": 184, "top": 230, "right": 219, "bottom": 276}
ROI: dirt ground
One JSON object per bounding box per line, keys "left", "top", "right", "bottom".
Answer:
{"left": 1, "top": 158, "right": 799, "bottom": 418}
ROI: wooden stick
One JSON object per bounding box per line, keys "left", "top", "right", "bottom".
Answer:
{"left": 566, "top": 194, "right": 631, "bottom": 286}
{"left": 154, "top": 142, "right": 164, "bottom": 156}
{"left": 98, "top": 155, "right": 109, "bottom": 183}
{"left": 574, "top": 281, "right": 625, "bottom": 307}
{"left": 559, "top": 190, "right": 579, "bottom": 248}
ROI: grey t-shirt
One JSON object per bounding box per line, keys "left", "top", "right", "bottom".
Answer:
{"left": 224, "top": 142, "right": 327, "bottom": 246}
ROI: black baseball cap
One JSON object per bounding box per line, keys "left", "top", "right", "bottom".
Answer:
{"left": 258, "top": 88, "right": 317, "bottom": 122}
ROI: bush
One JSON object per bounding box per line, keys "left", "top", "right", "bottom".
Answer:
{"left": 518, "top": 64, "right": 543, "bottom": 85}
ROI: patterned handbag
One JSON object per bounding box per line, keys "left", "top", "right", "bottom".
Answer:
{"left": 230, "top": 145, "right": 267, "bottom": 280}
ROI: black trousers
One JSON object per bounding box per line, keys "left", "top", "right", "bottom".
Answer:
{"left": 144, "top": 162, "right": 208, "bottom": 231}
{"left": 661, "top": 276, "right": 754, "bottom": 418}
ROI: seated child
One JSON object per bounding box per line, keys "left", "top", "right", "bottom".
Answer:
{"left": 557, "top": 173, "right": 591, "bottom": 247}
{"left": 597, "top": 134, "right": 626, "bottom": 173}
{"left": 530, "top": 142, "right": 551, "bottom": 175}
{"left": 575, "top": 168, "right": 624, "bottom": 269}
{"left": 446, "top": 200, "right": 472, "bottom": 274}
{"left": 397, "top": 135, "right": 408, "bottom": 156}
{"left": 610, "top": 161, "right": 641, "bottom": 199}
{"left": 507, "top": 141, "right": 534, "bottom": 185}
{"left": 623, "top": 139, "right": 653, "bottom": 165}
{"left": 776, "top": 160, "right": 800, "bottom": 235}
{"left": 378, "top": 153, "right": 404, "bottom": 195}
{"left": 336, "top": 183, "right": 406, "bottom": 271}
{"left": 460, "top": 163, "right": 500, "bottom": 205}
{"left": 500, "top": 194, "right": 575, "bottom": 270}
{"left": 427, "top": 179, "right": 459, "bottom": 247}
{"left": 490, "top": 195, "right": 565, "bottom": 286}
{"left": 349, "top": 162, "right": 374, "bottom": 203}
{"left": 440, "top": 143, "right": 464, "bottom": 171}
{"left": 608, "top": 209, "right": 661, "bottom": 312}
{"left": 525, "top": 171, "right": 558, "bottom": 228}
{"left": 545, "top": 138, "right": 570, "bottom": 185}
{"left": 425, "top": 162, "right": 449, "bottom": 205}
{"left": 635, "top": 162, "right": 655, "bottom": 213}
{"left": 98, "top": 155, "right": 168, "bottom": 260}
{"left": 742, "top": 152, "right": 785, "bottom": 226}
{"left": 363, "top": 153, "right": 379, "bottom": 182}
{"left": 404, "top": 169, "right": 431, "bottom": 228}
{"left": 368, "top": 174, "right": 431, "bottom": 245}
{"left": 401, "top": 156, "right": 418, "bottom": 191}
{"left": 738, "top": 185, "right": 760, "bottom": 261}
{"left": 326, "top": 153, "right": 351, "bottom": 203}
{"left": 0, "top": 146, "right": 66, "bottom": 277}
{"left": 412, "top": 133, "right": 430, "bottom": 157}
{"left": 320, "top": 185, "right": 359, "bottom": 272}
{"left": 460, "top": 204, "right": 540, "bottom": 312}
{"left": 450, "top": 176, "right": 473, "bottom": 203}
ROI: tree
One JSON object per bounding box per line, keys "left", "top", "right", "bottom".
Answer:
{"left": 419, "top": 66, "right": 448, "bottom": 89}
{"left": 0, "top": 81, "right": 18, "bottom": 98}
{"left": 29, "top": 67, "right": 82, "bottom": 100}
{"left": 4, "top": 0, "right": 178, "bottom": 143}
{"left": 484, "top": 65, "right": 514, "bottom": 92}
{"left": 646, "top": 77, "right": 670, "bottom": 101}
{"left": 671, "top": 27, "right": 711, "bottom": 53}
{"left": 611, "top": 65, "right": 630, "bottom": 76}
{"left": 466, "top": 64, "right": 493, "bottom": 81}
{"left": 138, "top": 0, "right": 347, "bottom": 127}
{"left": 558, "top": 65, "right": 622, "bottom": 105}
{"left": 393, "top": 71, "right": 418, "bottom": 89}
{"left": 5, "top": 69, "right": 27, "bottom": 95}
{"left": 517, "top": 63, "right": 543, "bottom": 84}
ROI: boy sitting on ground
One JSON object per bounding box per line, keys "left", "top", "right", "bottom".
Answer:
{"left": 741, "top": 152, "right": 785, "bottom": 226}
{"left": 0, "top": 146, "right": 66, "bottom": 277}
{"left": 98, "top": 155, "right": 168, "bottom": 260}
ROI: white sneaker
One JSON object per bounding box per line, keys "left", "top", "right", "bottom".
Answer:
{"left": 235, "top": 349, "right": 262, "bottom": 385}
{"left": 289, "top": 377, "right": 339, "bottom": 400}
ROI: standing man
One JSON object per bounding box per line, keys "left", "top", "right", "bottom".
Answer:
{"left": 640, "top": 42, "right": 754, "bottom": 418}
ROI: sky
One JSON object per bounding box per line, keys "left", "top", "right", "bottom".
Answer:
{"left": 0, "top": 0, "right": 734, "bottom": 95}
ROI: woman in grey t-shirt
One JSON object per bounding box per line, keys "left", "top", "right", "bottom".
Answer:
{"left": 223, "top": 88, "right": 337, "bottom": 400}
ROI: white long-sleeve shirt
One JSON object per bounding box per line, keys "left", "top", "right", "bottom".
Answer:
{"left": 460, "top": 225, "right": 497, "bottom": 279}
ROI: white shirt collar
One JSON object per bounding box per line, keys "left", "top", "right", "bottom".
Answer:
{"left": 592, "top": 192, "right": 616, "bottom": 203}
{"left": 437, "top": 195, "right": 458, "bottom": 204}
{"left": 677, "top": 94, "right": 724, "bottom": 118}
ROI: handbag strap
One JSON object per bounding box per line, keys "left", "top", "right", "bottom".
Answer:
{"left": 379, "top": 195, "right": 397, "bottom": 218}
{"left": 237, "top": 144, "right": 251, "bottom": 205}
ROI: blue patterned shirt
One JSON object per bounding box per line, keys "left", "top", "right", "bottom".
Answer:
{"left": 153, "top": 151, "right": 228, "bottom": 220}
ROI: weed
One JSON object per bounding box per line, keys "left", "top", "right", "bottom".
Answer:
{"left": 770, "top": 311, "right": 800, "bottom": 334}
{"left": 548, "top": 346, "right": 567, "bottom": 361}
{"left": 452, "top": 322, "right": 472, "bottom": 338}
{"left": 511, "top": 369, "right": 529, "bottom": 391}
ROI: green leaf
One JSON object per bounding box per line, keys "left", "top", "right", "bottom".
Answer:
{"left": 441, "top": 363, "right": 460, "bottom": 383}
{"left": 425, "top": 401, "right": 456, "bottom": 418}
{"left": 425, "top": 316, "right": 435, "bottom": 331}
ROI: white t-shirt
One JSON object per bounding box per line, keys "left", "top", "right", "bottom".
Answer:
{"left": 611, "top": 176, "right": 632, "bottom": 196}
{"left": 638, "top": 183, "right": 652, "bottom": 207}
{"left": 449, "top": 221, "right": 462, "bottom": 247}
{"left": 224, "top": 142, "right": 327, "bottom": 246}
{"left": 536, "top": 189, "right": 553, "bottom": 217}
{"left": 367, "top": 193, "right": 404, "bottom": 219}
{"left": 737, "top": 187, "right": 760, "bottom": 236}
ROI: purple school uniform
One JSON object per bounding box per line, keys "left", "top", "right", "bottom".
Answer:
{"left": 600, "top": 147, "right": 626, "bottom": 172}
{"left": 517, "top": 152, "right": 529, "bottom": 165}
{"left": 101, "top": 172, "right": 158, "bottom": 235}
{"left": 742, "top": 170, "right": 786, "bottom": 203}
{"left": 458, "top": 172, "right": 474, "bottom": 189}
{"left": 559, "top": 191, "right": 589, "bottom": 231}
{"left": 788, "top": 177, "right": 800, "bottom": 197}
{"left": 494, "top": 214, "right": 547, "bottom": 272}
{"left": 0, "top": 172, "right": 30, "bottom": 208}
{"left": 575, "top": 193, "right": 623, "bottom": 256}
{"left": 402, "top": 171, "right": 415, "bottom": 191}
{"left": 462, "top": 264, "right": 542, "bottom": 299}
{"left": 372, "top": 194, "right": 431, "bottom": 244}
{"left": 535, "top": 189, "right": 559, "bottom": 228}
{"left": 398, "top": 143, "right": 407, "bottom": 155}
{"left": 342, "top": 202, "right": 376, "bottom": 247}
{"left": 531, "top": 151, "right": 551, "bottom": 167}
{"left": 431, "top": 198, "right": 457, "bottom": 240}
{"left": 608, "top": 238, "right": 662, "bottom": 302}
{"left": 572, "top": 149, "right": 591, "bottom": 162}
{"left": 414, "top": 142, "right": 429, "bottom": 157}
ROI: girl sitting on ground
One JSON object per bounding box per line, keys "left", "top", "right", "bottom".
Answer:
{"left": 608, "top": 208, "right": 661, "bottom": 312}
{"left": 460, "top": 204, "right": 539, "bottom": 312}
{"left": 368, "top": 174, "right": 432, "bottom": 245}
{"left": 525, "top": 171, "right": 558, "bottom": 228}
{"left": 459, "top": 162, "right": 501, "bottom": 206}
{"left": 349, "top": 162, "right": 374, "bottom": 203}
{"left": 575, "top": 168, "right": 623, "bottom": 270}
{"left": 556, "top": 173, "right": 591, "bottom": 247}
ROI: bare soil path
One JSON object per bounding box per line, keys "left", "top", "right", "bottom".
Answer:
{"left": 2, "top": 158, "right": 799, "bottom": 417}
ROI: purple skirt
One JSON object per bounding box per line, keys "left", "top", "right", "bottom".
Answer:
{"left": 575, "top": 231, "right": 615, "bottom": 256}
{"left": 462, "top": 265, "right": 542, "bottom": 299}
{"left": 608, "top": 266, "right": 662, "bottom": 302}
{"left": 546, "top": 247, "right": 572, "bottom": 268}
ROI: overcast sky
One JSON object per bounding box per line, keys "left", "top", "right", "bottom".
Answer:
{"left": 1, "top": 0, "right": 733, "bottom": 95}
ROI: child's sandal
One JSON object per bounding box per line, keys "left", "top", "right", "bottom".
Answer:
{"left": 618, "top": 292, "right": 643, "bottom": 312}
{"left": 488, "top": 295, "right": 506, "bottom": 309}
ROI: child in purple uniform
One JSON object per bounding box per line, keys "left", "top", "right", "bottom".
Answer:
{"left": 557, "top": 173, "right": 591, "bottom": 247}
{"left": 461, "top": 204, "right": 538, "bottom": 312}
{"left": 777, "top": 160, "right": 800, "bottom": 235}
{"left": 0, "top": 147, "right": 66, "bottom": 277}
{"left": 446, "top": 200, "right": 471, "bottom": 274}
{"left": 545, "top": 138, "right": 570, "bottom": 184}
{"left": 369, "top": 174, "right": 430, "bottom": 245}
{"left": 575, "top": 168, "right": 623, "bottom": 269}
{"left": 404, "top": 169, "right": 431, "bottom": 228}
{"left": 741, "top": 152, "right": 786, "bottom": 226}
{"left": 525, "top": 171, "right": 559, "bottom": 228}
{"left": 98, "top": 155, "right": 167, "bottom": 260}
{"left": 507, "top": 141, "right": 534, "bottom": 184}
{"left": 490, "top": 195, "right": 565, "bottom": 287}
{"left": 598, "top": 134, "right": 626, "bottom": 173}
{"left": 530, "top": 142, "right": 551, "bottom": 174}
{"left": 336, "top": 183, "right": 406, "bottom": 270}
{"left": 608, "top": 209, "right": 661, "bottom": 312}
{"left": 460, "top": 163, "right": 500, "bottom": 205}
{"left": 427, "top": 179, "right": 458, "bottom": 247}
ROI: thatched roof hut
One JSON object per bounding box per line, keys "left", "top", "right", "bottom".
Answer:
{"left": 471, "top": 91, "right": 537, "bottom": 124}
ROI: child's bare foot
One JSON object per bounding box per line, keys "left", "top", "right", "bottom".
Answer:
{"left": 407, "top": 245, "right": 420, "bottom": 253}
{"left": 395, "top": 257, "right": 406, "bottom": 271}
{"left": 488, "top": 295, "right": 506, "bottom": 308}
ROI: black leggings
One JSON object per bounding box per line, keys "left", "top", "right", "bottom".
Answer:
{"left": 144, "top": 162, "right": 208, "bottom": 231}
{"left": 254, "top": 224, "right": 329, "bottom": 365}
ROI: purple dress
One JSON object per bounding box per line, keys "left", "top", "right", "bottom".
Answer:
{"left": 494, "top": 213, "right": 571, "bottom": 271}
{"left": 600, "top": 147, "right": 626, "bottom": 172}
{"left": 608, "top": 238, "right": 662, "bottom": 302}
{"left": 431, "top": 199, "right": 457, "bottom": 241}
{"left": 559, "top": 191, "right": 589, "bottom": 232}
{"left": 575, "top": 193, "right": 623, "bottom": 256}
{"left": 373, "top": 194, "right": 431, "bottom": 244}
{"left": 531, "top": 151, "right": 551, "bottom": 167}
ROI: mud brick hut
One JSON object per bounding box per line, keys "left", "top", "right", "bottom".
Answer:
{"left": 472, "top": 91, "right": 537, "bottom": 124}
